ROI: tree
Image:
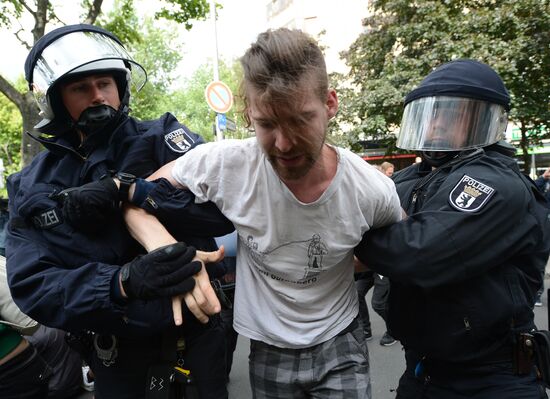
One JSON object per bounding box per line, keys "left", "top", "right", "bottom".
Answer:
{"left": 0, "top": 0, "right": 210, "bottom": 166}
{"left": 336, "top": 0, "right": 550, "bottom": 171}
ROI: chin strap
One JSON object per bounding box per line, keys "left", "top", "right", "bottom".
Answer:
{"left": 75, "top": 104, "right": 121, "bottom": 136}
{"left": 420, "top": 151, "right": 459, "bottom": 167}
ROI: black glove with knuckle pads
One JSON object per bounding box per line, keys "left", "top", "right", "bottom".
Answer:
{"left": 119, "top": 242, "right": 201, "bottom": 300}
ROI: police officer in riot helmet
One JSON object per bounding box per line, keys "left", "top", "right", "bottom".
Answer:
{"left": 356, "top": 59, "right": 550, "bottom": 398}
{"left": 398, "top": 59, "right": 510, "bottom": 167}
{"left": 7, "top": 24, "right": 232, "bottom": 398}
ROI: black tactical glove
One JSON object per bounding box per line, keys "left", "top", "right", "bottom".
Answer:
{"left": 119, "top": 242, "right": 201, "bottom": 300}
{"left": 58, "top": 177, "right": 119, "bottom": 233}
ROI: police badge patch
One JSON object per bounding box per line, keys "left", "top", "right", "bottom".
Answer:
{"left": 449, "top": 175, "right": 495, "bottom": 212}
{"left": 164, "top": 128, "right": 194, "bottom": 153}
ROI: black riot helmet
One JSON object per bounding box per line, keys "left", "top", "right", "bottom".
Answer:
{"left": 24, "top": 24, "right": 147, "bottom": 136}
{"left": 397, "top": 59, "right": 510, "bottom": 166}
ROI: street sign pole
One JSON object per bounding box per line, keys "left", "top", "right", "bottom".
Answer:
{"left": 209, "top": 0, "right": 223, "bottom": 140}
{"left": 215, "top": 114, "right": 224, "bottom": 141}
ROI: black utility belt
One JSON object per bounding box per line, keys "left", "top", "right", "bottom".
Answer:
{"left": 415, "top": 331, "right": 550, "bottom": 385}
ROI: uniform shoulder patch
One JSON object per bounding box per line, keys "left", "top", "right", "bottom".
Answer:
{"left": 448, "top": 175, "right": 495, "bottom": 212}
{"left": 164, "top": 128, "right": 195, "bottom": 153}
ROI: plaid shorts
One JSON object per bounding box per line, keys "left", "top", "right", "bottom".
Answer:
{"left": 249, "top": 318, "right": 371, "bottom": 398}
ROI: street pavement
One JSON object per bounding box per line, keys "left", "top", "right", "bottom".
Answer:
{"left": 78, "top": 279, "right": 550, "bottom": 398}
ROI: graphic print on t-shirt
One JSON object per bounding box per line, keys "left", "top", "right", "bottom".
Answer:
{"left": 304, "top": 234, "right": 328, "bottom": 278}
{"left": 242, "top": 233, "right": 329, "bottom": 285}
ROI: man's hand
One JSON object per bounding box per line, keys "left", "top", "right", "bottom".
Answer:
{"left": 58, "top": 178, "right": 119, "bottom": 233}
{"left": 172, "top": 247, "right": 225, "bottom": 325}
{"left": 120, "top": 242, "right": 201, "bottom": 300}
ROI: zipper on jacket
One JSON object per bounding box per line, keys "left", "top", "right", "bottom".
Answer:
{"left": 145, "top": 196, "right": 158, "bottom": 209}
{"left": 463, "top": 317, "right": 471, "bottom": 331}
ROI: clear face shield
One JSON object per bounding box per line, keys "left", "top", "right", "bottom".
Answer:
{"left": 397, "top": 96, "right": 508, "bottom": 151}
{"left": 30, "top": 30, "right": 146, "bottom": 121}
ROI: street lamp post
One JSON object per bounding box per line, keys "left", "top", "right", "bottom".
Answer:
{"left": 210, "top": 0, "right": 224, "bottom": 141}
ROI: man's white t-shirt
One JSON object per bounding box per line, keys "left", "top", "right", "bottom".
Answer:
{"left": 172, "top": 138, "right": 401, "bottom": 348}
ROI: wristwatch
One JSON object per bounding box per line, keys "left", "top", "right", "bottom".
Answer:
{"left": 115, "top": 172, "right": 136, "bottom": 202}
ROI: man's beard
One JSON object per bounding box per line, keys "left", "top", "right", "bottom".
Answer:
{"left": 268, "top": 151, "right": 317, "bottom": 181}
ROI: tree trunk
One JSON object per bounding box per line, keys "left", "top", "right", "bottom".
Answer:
{"left": 20, "top": 92, "right": 43, "bottom": 167}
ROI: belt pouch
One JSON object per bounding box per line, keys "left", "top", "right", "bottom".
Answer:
{"left": 533, "top": 330, "right": 550, "bottom": 388}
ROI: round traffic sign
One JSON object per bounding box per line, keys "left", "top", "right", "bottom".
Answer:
{"left": 205, "top": 81, "right": 233, "bottom": 114}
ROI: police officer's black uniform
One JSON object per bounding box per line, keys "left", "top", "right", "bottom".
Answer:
{"left": 6, "top": 25, "right": 233, "bottom": 399}
{"left": 355, "top": 60, "right": 550, "bottom": 398}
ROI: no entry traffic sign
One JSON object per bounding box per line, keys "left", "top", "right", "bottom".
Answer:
{"left": 205, "top": 81, "right": 233, "bottom": 114}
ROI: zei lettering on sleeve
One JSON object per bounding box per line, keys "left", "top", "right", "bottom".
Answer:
{"left": 449, "top": 175, "right": 495, "bottom": 212}
{"left": 164, "top": 128, "right": 195, "bottom": 154}
{"left": 33, "top": 208, "right": 62, "bottom": 229}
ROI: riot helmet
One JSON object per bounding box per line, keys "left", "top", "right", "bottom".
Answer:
{"left": 397, "top": 59, "right": 509, "bottom": 165}
{"left": 24, "top": 24, "right": 147, "bottom": 136}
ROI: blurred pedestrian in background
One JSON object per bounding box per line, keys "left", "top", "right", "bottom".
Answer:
{"left": 380, "top": 161, "right": 395, "bottom": 177}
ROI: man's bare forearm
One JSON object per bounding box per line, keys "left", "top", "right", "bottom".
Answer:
{"left": 123, "top": 204, "right": 177, "bottom": 252}
{"left": 147, "top": 159, "right": 181, "bottom": 185}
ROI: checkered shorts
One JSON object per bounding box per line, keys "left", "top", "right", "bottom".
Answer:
{"left": 248, "top": 319, "right": 371, "bottom": 398}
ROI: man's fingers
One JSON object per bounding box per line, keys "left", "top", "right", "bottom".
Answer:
{"left": 170, "top": 259, "right": 223, "bottom": 325}
{"left": 181, "top": 263, "right": 221, "bottom": 324}
{"left": 194, "top": 263, "right": 221, "bottom": 315}
{"left": 184, "top": 291, "right": 209, "bottom": 324}
{"left": 170, "top": 259, "right": 222, "bottom": 325}
{"left": 172, "top": 296, "right": 184, "bottom": 326}
{"left": 195, "top": 246, "right": 225, "bottom": 264}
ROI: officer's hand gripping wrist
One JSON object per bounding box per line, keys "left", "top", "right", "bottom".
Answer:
{"left": 120, "top": 242, "right": 201, "bottom": 300}
{"left": 59, "top": 177, "right": 119, "bottom": 232}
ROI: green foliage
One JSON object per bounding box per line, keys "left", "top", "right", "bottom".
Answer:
{"left": 335, "top": 0, "right": 550, "bottom": 162}
{"left": 155, "top": 0, "right": 210, "bottom": 30}
{"left": 97, "top": 0, "right": 142, "bottom": 45}
{"left": 125, "top": 19, "right": 183, "bottom": 120}
{"left": 0, "top": 1, "right": 22, "bottom": 27}
{"left": 0, "top": 77, "right": 24, "bottom": 192}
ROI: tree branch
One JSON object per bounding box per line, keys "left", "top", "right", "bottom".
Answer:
{"left": 0, "top": 74, "right": 24, "bottom": 109}
{"left": 19, "top": 0, "right": 36, "bottom": 17}
{"left": 84, "top": 0, "right": 104, "bottom": 25}
{"left": 14, "top": 28, "right": 32, "bottom": 51}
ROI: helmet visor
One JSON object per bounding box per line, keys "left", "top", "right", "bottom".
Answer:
{"left": 397, "top": 96, "right": 508, "bottom": 151}
{"left": 31, "top": 30, "right": 146, "bottom": 112}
